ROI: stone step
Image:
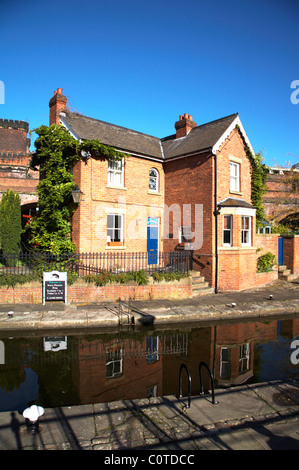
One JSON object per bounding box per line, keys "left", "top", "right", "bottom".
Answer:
{"left": 279, "top": 269, "right": 291, "bottom": 276}
{"left": 280, "top": 273, "right": 295, "bottom": 282}
{"left": 192, "top": 286, "right": 214, "bottom": 297}
{"left": 192, "top": 278, "right": 206, "bottom": 287}
{"left": 278, "top": 265, "right": 287, "bottom": 272}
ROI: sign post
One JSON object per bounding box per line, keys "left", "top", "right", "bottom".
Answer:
{"left": 43, "top": 271, "right": 67, "bottom": 304}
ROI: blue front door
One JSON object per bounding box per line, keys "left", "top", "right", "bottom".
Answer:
{"left": 147, "top": 218, "right": 159, "bottom": 264}
{"left": 278, "top": 237, "right": 284, "bottom": 265}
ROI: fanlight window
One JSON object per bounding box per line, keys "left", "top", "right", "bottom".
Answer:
{"left": 149, "top": 168, "right": 159, "bottom": 192}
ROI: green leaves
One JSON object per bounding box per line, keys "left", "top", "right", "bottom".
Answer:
{"left": 0, "top": 189, "right": 22, "bottom": 255}
{"left": 28, "top": 125, "right": 79, "bottom": 254}
{"left": 28, "top": 124, "right": 125, "bottom": 254}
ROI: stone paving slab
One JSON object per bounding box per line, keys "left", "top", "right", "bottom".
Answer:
{"left": 0, "top": 380, "right": 298, "bottom": 450}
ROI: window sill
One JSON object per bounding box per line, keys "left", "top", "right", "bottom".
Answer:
{"left": 148, "top": 190, "right": 161, "bottom": 196}
{"left": 106, "top": 185, "right": 127, "bottom": 190}
{"left": 106, "top": 245, "right": 126, "bottom": 250}
{"left": 229, "top": 190, "right": 242, "bottom": 196}
{"left": 219, "top": 246, "right": 255, "bottom": 251}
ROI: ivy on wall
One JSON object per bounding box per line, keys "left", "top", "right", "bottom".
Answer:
{"left": 236, "top": 125, "right": 268, "bottom": 223}
{"left": 28, "top": 124, "right": 125, "bottom": 254}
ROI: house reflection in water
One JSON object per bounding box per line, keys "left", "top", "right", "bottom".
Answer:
{"left": 1, "top": 317, "right": 298, "bottom": 411}
{"left": 73, "top": 318, "right": 299, "bottom": 404}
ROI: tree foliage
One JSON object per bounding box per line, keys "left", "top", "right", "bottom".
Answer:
{"left": 28, "top": 124, "right": 125, "bottom": 254}
{"left": 0, "top": 189, "right": 22, "bottom": 254}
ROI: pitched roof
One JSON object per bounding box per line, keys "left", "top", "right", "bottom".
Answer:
{"left": 61, "top": 111, "right": 163, "bottom": 160}
{"left": 60, "top": 110, "right": 252, "bottom": 161}
{"left": 218, "top": 197, "right": 255, "bottom": 209}
{"left": 161, "top": 113, "right": 238, "bottom": 159}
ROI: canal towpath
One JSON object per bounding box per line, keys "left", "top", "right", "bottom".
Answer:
{"left": 0, "top": 278, "right": 299, "bottom": 331}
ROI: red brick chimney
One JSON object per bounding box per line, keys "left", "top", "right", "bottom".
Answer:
{"left": 49, "top": 88, "right": 67, "bottom": 125}
{"left": 175, "top": 113, "right": 197, "bottom": 138}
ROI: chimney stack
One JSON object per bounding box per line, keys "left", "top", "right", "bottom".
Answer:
{"left": 175, "top": 113, "right": 197, "bottom": 138}
{"left": 49, "top": 88, "right": 67, "bottom": 125}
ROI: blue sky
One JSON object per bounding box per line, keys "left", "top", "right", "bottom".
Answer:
{"left": 0, "top": 0, "right": 298, "bottom": 167}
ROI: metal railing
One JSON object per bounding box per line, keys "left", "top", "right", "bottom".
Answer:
{"left": 0, "top": 250, "right": 192, "bottom": 277}
{"left": 178, "top": 361, "right": 218, "bottom": 408}
{"left": 199, "top": 361, "right": 217, "bottom": 405}
{"left": 178, "top": 363, "right": 192, "bottom": 409}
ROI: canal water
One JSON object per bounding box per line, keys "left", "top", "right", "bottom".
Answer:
{"left": 0, "top": 314, "right": 298, "bottom": 413}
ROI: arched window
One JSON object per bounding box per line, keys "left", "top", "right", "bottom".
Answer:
{"left": 149, "top": 168, "right": 159, "bottom": 192}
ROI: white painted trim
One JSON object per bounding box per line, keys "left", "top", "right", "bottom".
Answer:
{"left": 219, "top": 206, "right": 256, "bottom": 217}
{"left": 59, "top": 115, "right": 80, "bottom": 140}
{"left": 212, "top": 115, "right": 255, "bottom": 156}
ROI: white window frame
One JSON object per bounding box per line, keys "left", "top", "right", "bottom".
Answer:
{"left": 230, "top": 161, "right": 240, "bottom": 192}
{"left": 179, "top": 226, "right": 192, "bottom": 243}
{"left": 107, "top": 213, "right": 123, "bottom": 243}
{"left": 149, "top": 168, "right": 159, "bottom": 192}
{"left": 241, "top": 216, "right": 251, "bottom": 246}
{"left": 239, "top": 343, "right": 250, "bottom": 372}
{"left": 223, "top": 215, "right": 233, "bottom": 246}
{"left": 108, "top": 158, "right": 124, "bottom": 187}
{"left": 220, "top": 347, "right": 230, "bottom": 379}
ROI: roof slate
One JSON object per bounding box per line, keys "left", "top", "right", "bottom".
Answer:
{"left": 62, "top": 112, "right": 163, "bottom": 160}
{"left": 61, "top": 111, "right": 239, "bottom": 161}
{"left": 161, "top": 113, "right": 238, "bottom": 159}
{"left": 218, "top": 198, "right": 255, "bottom": 209}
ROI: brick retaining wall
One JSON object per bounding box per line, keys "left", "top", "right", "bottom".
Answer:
{"left": 0, "top": 279, "right": 192, "bottom": 304}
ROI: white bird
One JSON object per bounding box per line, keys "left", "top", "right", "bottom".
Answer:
{"left": 23, "top": 405, "right": 45, "bottom": 423}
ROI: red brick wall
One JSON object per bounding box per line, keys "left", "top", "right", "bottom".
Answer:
{"left": 0, "top": 120, "right": 38, "bottom": 204}
{"left": 263, "top": 171, "right": 299, "bottom": 221}
{"left": 164, "top": 127, "right": 260, "bottom": 291}
{"left": 283, "top": 235, "right": 299, "bottom": 276}
{"left": 216, "top": 128, "right": 252, "bottom": 203}
{"left": 72, "top": 154, "right": 165, "bottom": 253}
{"left": 0, "top": 279, "right": 192, "bottom": 304}
{"left": 256, "top": 234, "right": 279, "bottom": 259}
{"left": 0, "top": 123, "right": 29, "bottom": 154}
{"left": 164, "top": 151, "right": 215, "bottom": 284}
{"left": 77, "top": 339, "right": 163, "bottom": 403}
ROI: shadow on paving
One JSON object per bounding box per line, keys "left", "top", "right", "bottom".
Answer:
{"left": 1, "top": 381, "right": 299, "bottom": 450}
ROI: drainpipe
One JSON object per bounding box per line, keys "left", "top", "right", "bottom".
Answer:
{"left": 213, "top": 151, "right": 220, "bottom": 294}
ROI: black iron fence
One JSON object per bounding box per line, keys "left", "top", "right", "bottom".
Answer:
{"left": 0, "top": 250, "right": 192, "bottom": 277}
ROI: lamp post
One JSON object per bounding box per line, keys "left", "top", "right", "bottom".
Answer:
{"left": 71, "top": 185, "right": 82, "bottom": 204}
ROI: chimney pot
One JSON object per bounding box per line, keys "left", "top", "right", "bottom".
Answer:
{"left": 175, "top": 113, "right": 197, "bottom": 138}
{"left": 49, "top": 88, "right": 67, "bottom": 125}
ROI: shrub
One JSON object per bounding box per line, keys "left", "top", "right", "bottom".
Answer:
{"left": 83, "top": 269, "right": 149, "bottom": 286}
{"left": 152, "top": 271, "right": 189, "bottom": 282}
{"left": 257, "top": 252, "right": 276, "bottom": 273}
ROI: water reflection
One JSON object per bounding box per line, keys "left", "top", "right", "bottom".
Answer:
{"left": 0, "top": 316, "right": 298, "bottom": 412}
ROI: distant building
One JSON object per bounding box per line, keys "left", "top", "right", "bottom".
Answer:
{"left": 0, "top": 118, "right": 38, "bottom": 225}
{"left": 263, "top": 166, "right": 299, "bottom": 229}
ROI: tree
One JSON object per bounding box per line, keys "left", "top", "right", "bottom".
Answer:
{"left": 28, "top": 124, "right": 124, "bottom": 254}
{"left": 0, "top": 189, "right": 22, "bottom": 254}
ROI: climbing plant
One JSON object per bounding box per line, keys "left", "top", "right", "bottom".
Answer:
{"left": 28, "top": 124, "right": 125, "bottom": 254}
{"left": 236, "top": 125, "right": 268, "bottom": 223}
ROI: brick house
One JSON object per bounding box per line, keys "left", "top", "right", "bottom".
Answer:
{"left": 49, "top": 88, "right": 259, "bottom": 291}
{"left": 0, "top": 119, "right": 38, "bottom": 222}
